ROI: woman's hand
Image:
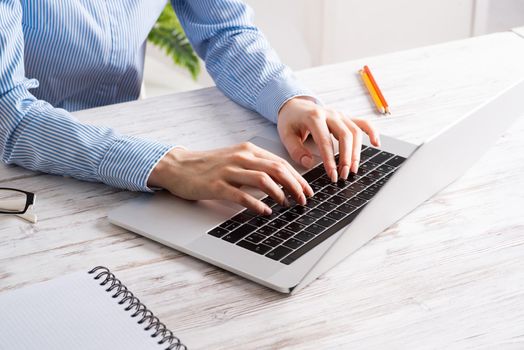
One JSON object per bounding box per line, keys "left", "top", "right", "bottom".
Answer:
{"left": 278, "top": 97, "right": 381, "bottom": 182}
{"left": 148, "top": 142, "right": 314, "bottom": 215}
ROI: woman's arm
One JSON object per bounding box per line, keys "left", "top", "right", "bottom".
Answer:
{"left": 171, "top": 0, "right": 381, "bottom": 182}
{"left": 0, "top": 1, "right": 173, "bottom": 191}
{"left": 171, "top": 0, "right": 316, "bottom": 123}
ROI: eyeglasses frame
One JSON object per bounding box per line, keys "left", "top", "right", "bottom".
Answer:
{"left": 0, "top": 187, "right": 35, "bottom": 214}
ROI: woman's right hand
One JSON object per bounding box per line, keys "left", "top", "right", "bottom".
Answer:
{"left": 147, "top": 142, "right": 314, "bottom": 215}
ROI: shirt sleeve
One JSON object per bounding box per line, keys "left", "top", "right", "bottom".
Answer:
{"left": 0, "top": 1, "right": 173, "bottom": 192}
{"left": 171, "top": 0, "right": 318, "bottom": 123}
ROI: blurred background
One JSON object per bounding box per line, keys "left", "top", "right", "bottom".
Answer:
{"left": 144, "top": 0, "right": 524, "bottom": 97}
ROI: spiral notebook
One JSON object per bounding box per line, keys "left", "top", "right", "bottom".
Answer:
{"left": 0, "top": 266, "right": 187, "bottom": 350}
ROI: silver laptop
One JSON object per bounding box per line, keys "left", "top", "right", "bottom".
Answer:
{"left": 109, "top": 80, "right": 523, "bottom": 294}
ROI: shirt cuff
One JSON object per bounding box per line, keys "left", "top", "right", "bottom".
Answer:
{"left": 97, "top": 136, "right": 174, "bottom": 192}
{"left": 255, "top": 72, "right": 321, "bottom": 124}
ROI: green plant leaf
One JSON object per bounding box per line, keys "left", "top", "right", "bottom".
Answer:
{"left": 148, "top": 4, "right": 201, "bottom": 80}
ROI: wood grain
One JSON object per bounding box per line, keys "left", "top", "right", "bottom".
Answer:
{"left": 1, "top": 31, "right": 524, "bottom": 349}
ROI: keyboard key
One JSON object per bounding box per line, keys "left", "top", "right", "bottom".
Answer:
{"left": 316, "top": 217, "right": 336, "bottom": 228}
{"left": 231, "top": 212, "right": 254, "bottom": 223}
{"left": 237, "top": 240, "right": 272, "bottom": 255}
{"left": 338, "top": 188, "right": 358, "bottom": 199}
{"left": 321, "top": 185, "right": 340, "bottom": 196}
{"left": 262, "top": 236, "right": 284, "bottom": 248}
{"left": 304, "top": 199, "right": 321, "bottom": 209}
{"left": 303, "top": 166, "right": 324, "bottom": 182}
{"left": 312, "top": 177, "right": 331, "bottom": 187}
{"left": 219, "top": 220, "right": 241, "bottom": 231}
{"left": 266, "top": 245, "right": 292, "bottom": 261}
{"left": 317, "top": 202, "right": 337, "bottom": 212}
{"left": 208, "top": 227, "right": 229, "bottom": 238}
{"left": 348, "top": 183, "right": 366, "bottom": 192}
{"left": 305, "top": 223, "right": 326, "bottom": 235}
{"left": 347, "top": 173, "right": 361, "bottom": 183}
{"left": 366, "top": 184, "right": 382, "bottom": 194}
{"left": 295, "top": 231, "right": 316, "bottom": 242}
{"left": 222, "top": 224, "right": 257, "bottom": 243}
{"left": 367, "top": 170, "right": 385, "bottom": 181}
{"left": 256, "top": 226, "right": 278, "bottom": 236}
{"left": 280, "top": 208, "right": 363, "bottom": 265}
{"left": 245, "top": 232, "right": 266, "bottom": 244}
{"left": 312, "top": 192, "right": 330, "bottom": 202}
{"left": 337, "top": 202, "right": 358, "bottom": 213}
{"left": 357, "top": 162, "right": 375, "bottom": 175}
{"left": 267, "top": 218, "right": 288, "bottom": 229}
{"left": 279, "top": 211, "right": 300, "bottom": 222}
{"left": 376, "top": 164, "right": 395, "bottom": 173}
{"left": 335, "top": 179, "right": 351, "bottom": 189}
{"left": 285, "top": 221, "right": 307, "bottom": 232}
{"left": 296, "top": 215, "right": 317, "bottom": 226}
{"left": 386, "top": 155, "right": 406, "bottom": 167}
{"left": 327, "top": 210, "right": 346, "bottom": 221}
{"left": 310, "top": 184, "right": 323, "bottom": 193}
{"left": 283, "top": 238, "right": 304, "bottom": 250}
{"left": 371, "top": 151, "right": 394, "bottom": 164}
{"left": 347, "top": 196, "right": 368, "bottom": 208}
{"left": 289, "top": 206, "right": 310, "bottom": 215}
{"left": 361, "top": 147, "right": 380, "bottom": 158}
{"left": 307, "top": 208, "right": 326, "bottom": 219}
{"left": 357, "top": 176, "right": 376, "bottom": 186}
{"left": 327, "top": 195, "right": 347, "bottom": 205}
{"left": 357, "top": 189, "right": 376, "bottom": 200}
{"left": 274, "top": 229, "right": 295, "bottom": 240}
{"left": 261, "top": 196, "right": 277, "bottom": 207}
{"left": 248, "top": 216, "right": 269, "bottom": 227}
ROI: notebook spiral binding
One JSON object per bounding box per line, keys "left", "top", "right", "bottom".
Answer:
{"left": 88, "top": 266, "right": 187, "bottom": 350}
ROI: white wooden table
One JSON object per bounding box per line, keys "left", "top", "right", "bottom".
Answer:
{"left": 2, "top": 31, "right": 524, "bottom": 349}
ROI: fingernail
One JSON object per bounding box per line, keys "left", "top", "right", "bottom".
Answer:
{"left": 283, "top": 197, "right": 290, "bottom": 207}
{"left": 375, "top": 136, "right": 381, "bottom": 147}
{"left": 330, "top": 169, "right": 338, "bottom": 183}
{"left": 306, "top": 185, "right": 314, "bottom": 197}
{"left": 351, "top": 161, "right": 359, "bottom": 174}
{"left": 301, "top": 155, "right": 314, "bottom": 168}
{"left": 264, "top": 206, "right": 272, "bottom": 215}
{"left": 340, "top": 165, "right": 350, "bottom": 180}
{"left": 299, "top": 193, "right": 307, "bottom": 206}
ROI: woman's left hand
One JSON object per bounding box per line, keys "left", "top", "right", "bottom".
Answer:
{"left": 277, "top": 97, "right": 381, "bottom": 182}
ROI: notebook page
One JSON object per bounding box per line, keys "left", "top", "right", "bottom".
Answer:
{"left": 0, "top": 271, "right": 166, "bottom": 349}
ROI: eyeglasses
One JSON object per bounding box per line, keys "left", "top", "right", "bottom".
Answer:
{"left": 0, "top": 188, "right": 37, "bottom": 223}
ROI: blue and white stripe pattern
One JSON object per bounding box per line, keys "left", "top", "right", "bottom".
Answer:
{"left": 0, "top": 0, "right": 314, "bottom": 191}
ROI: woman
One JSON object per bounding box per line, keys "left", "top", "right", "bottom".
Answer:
{"left": 0, "top": 0, "right": 380, "bottom": 215}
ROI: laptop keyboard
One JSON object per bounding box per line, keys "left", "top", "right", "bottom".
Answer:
{"left": 207, "top": 146, "right": 406, "bottom": 265}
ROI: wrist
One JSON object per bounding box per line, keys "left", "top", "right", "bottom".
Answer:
{"left": 147, "top": 147, "right": 186, "bottom": 189}
{"left": 277, "top": 96, "right": 318, "bottom": 122}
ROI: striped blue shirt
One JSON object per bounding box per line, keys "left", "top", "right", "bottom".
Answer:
{"left": 0, "top": 0, "right": 314, "bottom": 191}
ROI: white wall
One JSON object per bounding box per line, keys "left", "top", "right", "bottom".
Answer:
{"left": 474, "top": 0, "right": 524, "bottom": 35}
{"left": 144, "top": 0, "right": 524, "bottom": 97}
{"left": 322, "top": 0, "right": 474, "bottom": 63}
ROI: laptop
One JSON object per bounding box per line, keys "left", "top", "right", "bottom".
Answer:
{"left": 109, "top": 79, "right": 524, "bottom": 294}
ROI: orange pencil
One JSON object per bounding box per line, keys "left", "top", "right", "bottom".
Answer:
{"left": 359, "top": 69, "right": 385, "bottom": 114}
{"left": 363, "top": 65, "right": 390, "bottom": 114}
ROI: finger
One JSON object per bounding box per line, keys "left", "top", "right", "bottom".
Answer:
{"left": 326, "top": 114, "right": 353, "bottom": 180}
{"left": 227, "top": 168, "right": 289, "bottom": 206}
{"left": 307, "top": 115, "right": 337, "bottom": 182}
{"left": 248, "top": 147, "right": 314, "bottom": 199}
{"left": 343, "top": 119, "right": 364, "bottom": 174}
{"left": 352, "top": 118, "right": 381, "bottom": 147}
{"left": 281, "top": 132, "right": 314, "bottom": 169}
{"left": 220, "top": 183, "right": 271, "bottom": 215}
{"left": 238, "top": 155, "right": 309, "bottom": 204}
